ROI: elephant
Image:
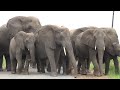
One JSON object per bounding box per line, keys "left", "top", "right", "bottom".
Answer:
{"left": 57, "top": 27, "right": 97, "bottom": 75}
{"left": 7, "top": 16, "right": 41, "bottom": 40}
{"left": 35, "top": 25, "right": 77, "bottom": 77}
{"left": 74, "top": 28, "right": 106, "bottom": 76}
{"left": 0, "top": 24, "right": 11, "bottom": 71}
{"left": 9, "top": 31, "right": 36, "bottom": 74}
{"left": 0, "top": 16, "right": 41, "bottom": 72}
{"left": 101, "top": 28, "right": 120, "bottom": 75}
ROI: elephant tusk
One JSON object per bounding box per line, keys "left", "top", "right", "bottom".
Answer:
{"left": 95, "top": 45, "right": 96, "bottom": 50}
{"left": 63, "top": 47, "right": 66, "bottom": 56}
{"left": 104, "top": 47, "right": 105, "bottom": 50}
{"left": 28, "top": 48, "right": 30, "bottom": 51}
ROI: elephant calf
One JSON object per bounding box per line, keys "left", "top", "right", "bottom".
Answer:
{"left": 9, "top": 31, "right": 36, "bottom": 74}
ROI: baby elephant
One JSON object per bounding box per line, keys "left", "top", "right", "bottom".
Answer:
{"left": 9, "top": 31, "right": 36, "bottom": 74}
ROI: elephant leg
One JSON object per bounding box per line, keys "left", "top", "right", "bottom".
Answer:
{"left": 80, "top": 58, "right": 87, "bottom": 75}
{"left": 0, "top": 54, "right": 3, "bottom": 71}
{"left": 40, "top": 59, "right": 45, "bottom": 73}
{"left": 57, "top": 59, "right": 61, "bottom": 74}
{"left": 77, "top": 60, "right": 81, "bottom": 74}
{"left": 35, "top": 55, "right": 41, "bottom": 73}
{"left": 4, "top": 54, "right": 11, "bottom": 71}
{"left": 86, "top": 59, "right": 91, "bottom": 73}
{"left": 89, "top": 49, "right": 100, "bottom": 76}
{"left": 47, "top": 63, "right": 51, "bottom": 72}
{"left": 105, "top": 59, "right": 110, "bottom": 75}
{"left": 11, "top": 58, "right": 17, "bottom": 74}
{"left": 45, "top": 47, "right": 57, "bottom": 76}
{"left": 16, "top": 50, "right": 23, "bottom": 74}
{"left": 36, "top": 60, "right": 41, "bottom": 73}
{"left": 113, "top": 56, "right": 119, "bottom": 74}
{"left": 23, "top": 54, "right": 30, "bottom": 75}
{"left": 23, "top": 60, "right": 30, "bottom": 75}
{"left": 63, "top": 57, "right": 67, "bottom": 75}
{"left": 54, "top": 48, "right": 61, "bottom": 70}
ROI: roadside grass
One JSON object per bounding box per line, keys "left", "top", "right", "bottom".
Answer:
{"left": 2, "top": 56, "right": 6, "bottom": 69}
{"left": 108, "top": 57, "right": 120, "bottom": 79}
{"left": 2, "top": 55, "right": 120, "bottom": 79}
{"left": 90, "top": 57, "right": 120, "bottom": 79}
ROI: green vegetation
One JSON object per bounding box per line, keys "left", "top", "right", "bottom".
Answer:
{"left": 108, "top": 58, "right": 120, "bottom": 79}
{"left": 1, "top": 56, "right": 120, "bottom": 79}
{"left": 2, "top": 56, "right": 6, "bottom": 69}
{"left": 90, "top": 57, "right": 120, "bottom": 79}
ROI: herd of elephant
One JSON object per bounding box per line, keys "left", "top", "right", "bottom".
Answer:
{"left": 0, "top": 16, "right": 119, "bottom": 78}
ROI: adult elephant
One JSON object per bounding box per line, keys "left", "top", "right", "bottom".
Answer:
{"left": 0, "top": 16, "right": 41, "bottom": 71}
{"left": 57, "top": 26, "right": 97, "bottom": 75}
{"left": 35, "top": 25, "right": 77, "bottom": 77}
{"left": 101, "top": 28, "right": 120, "bottom": 75}
{"left": 75, "top": 28, "right": 106, "bottom": 76}
{"left": 0, "top": 24, "right": 11, "bottom": 71}
{"left": 9, "top": 31, "right": 36, "bottom": 74}
{"left": 7, "top": 16, "right": 41, "bottom": 40}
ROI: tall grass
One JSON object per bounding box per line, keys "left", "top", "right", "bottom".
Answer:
{"left": 90, "top": 57, "right": 120, "bottom": 79}
{"left": 2, "top": 56, "right": 6, "bottom": 69}
{"left": 107, "top": 57, "right": 120, "bottom": 79}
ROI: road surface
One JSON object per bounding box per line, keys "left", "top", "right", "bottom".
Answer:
{"left": 0, "top": 68, "right": 109, "bottom": 79}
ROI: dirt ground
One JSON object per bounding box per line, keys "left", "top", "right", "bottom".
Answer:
{"left": 0, "top": 68, "right": 109, "bottom": 79}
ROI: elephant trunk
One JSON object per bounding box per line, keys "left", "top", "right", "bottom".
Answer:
{"left": 95, "top": 39, "right": 105, "bottom": 76}
{"left": 29, "top": 46, "right": 36, "bottom": 66}
{"left": 64, "top": 41, "right": 77, "bottom": 77}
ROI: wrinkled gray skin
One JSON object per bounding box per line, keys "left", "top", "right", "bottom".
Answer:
{"left": 57, "top": 27, "right": 97, "bottom": 75}
{"left": 71, "top": 27, "right": 97, "bottom": 73}
{"left": 9, "top": 31, "right": 36, "bottom": 74}
{"left": 101, "top": 28, "right": 120, "bottom": 75}
{"left": 7, "top": 16, "right": 41, "bottom": 40}
{"left": 35, "top": 25, "right": 77, "bottom": 77}
{"left": 75, "top": 28, "right": 106, "bottom": 76}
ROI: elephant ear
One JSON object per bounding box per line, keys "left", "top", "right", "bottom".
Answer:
{"left": 44, "top": 30, "right": 56, "bottom": 50}
{"left": 81, "top": 29, "right": 95, "bottom": 48}
{"left": 14, "top": 31, "right": 25, "bottom": 50}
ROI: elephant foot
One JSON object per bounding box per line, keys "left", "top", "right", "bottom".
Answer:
{"left": 104, "top": 72, "right": 108, "bottom": 75}
{"left": 93, "top": 71, "right": 101, "bottom": 76}
{"left": 115, "top": 71, "right": 119, "bottom": 75}
{"left": 23, "top": 71, "right": 29, "bottom": 75}
{"left": 87, "top": 69, "right": 91, "bottom": 73}
{"left": 41, "top": 69, "right": 45, "bottom": 73}
{"left": 73, "top": 74, "right": 78, "bottom": 78}
{"left": 17, "top": 70, "right": 22, "bottom": 74}
{"left": 81, "top": 70, "right": 87, "bottom": 75}
{"left": 100, "top": 73, "right": 104, "bottom": 76}
{"left": 62, "top": 72, "right": 67, "bottom": 75}
{"left": 77, "top": 68, "right": 81, "bottom": 74}
{"left": 11, "top": 71, "right": 16, "bottom": 74}
{"left": 50, "top": 72, "right": 57, "bottom": 77}
{"left": 0, "top": 68, "right": 3, "bottom": 71}
{"left": 7, "top": 69, "right": 11, "bottom": 72}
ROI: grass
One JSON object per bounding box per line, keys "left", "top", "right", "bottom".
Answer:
{"left": 108, "top": 57, "right": 120, "bottom": 79}
{"left": 1, "top": 56, "right": 120, "bottom": 79}
{"left": 90, "top": 57, "right": 120, "bottom": 79}
{"left": 2, "top": 56, "right": 6, "bottom": 70}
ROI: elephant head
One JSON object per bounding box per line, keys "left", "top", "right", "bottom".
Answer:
{"left": 14, "top": 31, "right": 36, "bottom": 64}
{"left": 7, "top": 16, "right": 41, "bottom": 40}
{"left": 81, "top": 28, "right": 106, "bottom": 75}
{"left": 101, "top": 28, "right": 120, "bottom": 56}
